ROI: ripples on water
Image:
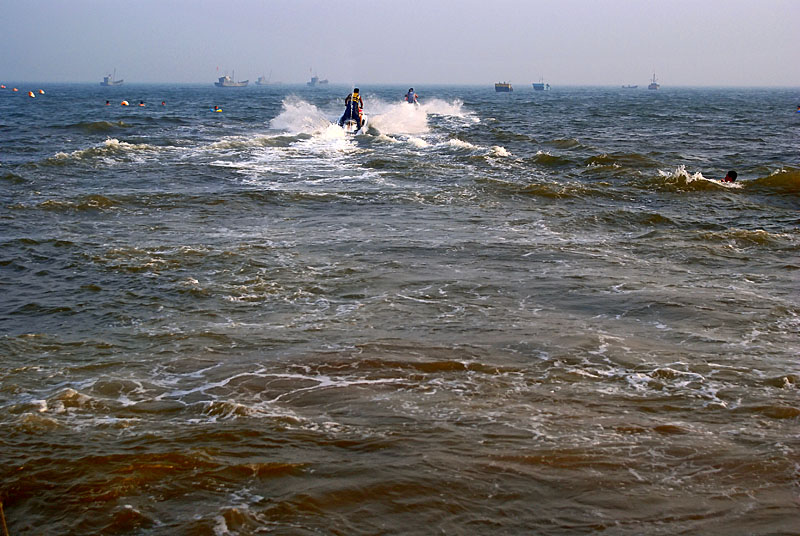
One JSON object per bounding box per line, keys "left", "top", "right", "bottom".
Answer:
{"left": 1, "top": 84, "right": 799, "bottom": 534}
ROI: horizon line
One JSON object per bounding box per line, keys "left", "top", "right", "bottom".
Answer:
{"left": 2, "top": 80, "right": 799, "bottom": 89}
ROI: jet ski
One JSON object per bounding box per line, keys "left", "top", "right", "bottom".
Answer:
{"left": 338, "top": 89, "right": 368, "bottom": 135}
{"left": 342, "top": 114, "right": 368, "bottom": 135}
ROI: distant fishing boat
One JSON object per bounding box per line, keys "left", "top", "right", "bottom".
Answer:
{"left": 255, "top": 72, "right": 271, "bottom": 86}
{"left": 215, "top": 71, "right": 248, "bottom": 87}
{"left": 495, "top": 81, "right": 513, "bottom": 92}
{"left": 622, "top": 84, "right": 638, "bottom": 89}
{"left": 100, "top": 70, "right": 123, "bottom": 86}
{"left": 648, "top": 73, "right": 660, "bottom": 90}
{"left": 307, "top": 74, "right": 329, "bottom": 87}
{"left": 532, "top": 78, "right": 550, "bottom": 91}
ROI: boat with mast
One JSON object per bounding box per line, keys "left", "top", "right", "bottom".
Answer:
{"left": 100, "top": 69, "right": 123, "bottom": 86}
{"left": 648, "top": 72, "right": 660, "bottom": 90}
{"left": 215, "top": 71, "right": 248, "bottom": 87}
{"left": 255, "top": 71, "right": 272, "bottom": 86}
{"left": 307, "top": 71, "right": 329, "bottom": 87}
{"left": 532, "top": 77, "right": 550, "bottom": 91}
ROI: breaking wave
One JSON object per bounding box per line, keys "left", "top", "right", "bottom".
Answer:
{"left": 46, "top": 138, "right": 161, "bottom": 165}
{"left": 632, "top": 165, "right": 745, "bottom": 192}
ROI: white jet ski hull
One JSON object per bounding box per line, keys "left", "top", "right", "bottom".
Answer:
{"left": 343, "top": 115, "right": 368, "bottom": 135}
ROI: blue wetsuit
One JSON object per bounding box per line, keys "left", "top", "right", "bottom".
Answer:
{"left": 339, "top": 93, "right": 363, "bottom": 128}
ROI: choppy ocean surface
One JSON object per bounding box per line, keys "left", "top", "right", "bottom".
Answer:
{"left": 1, "top": 83, "right": 799, "bottom": 535}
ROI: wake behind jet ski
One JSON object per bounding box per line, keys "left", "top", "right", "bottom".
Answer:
{"left": 338, "top": 88, "right": 368, "bottom": 134}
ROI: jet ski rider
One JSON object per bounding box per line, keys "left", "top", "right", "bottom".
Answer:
{"left": 405, "top": 88, "right": 418, "bottom": 104}
{"left": 339, "top": 88, "right": 364, "bottom": 130}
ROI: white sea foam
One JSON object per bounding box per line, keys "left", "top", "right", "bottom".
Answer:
{"left": 370, "top": 97, "right": 476, "bottom": 135}
{"left": 490, "top": 146, "right": 511, "bottom": 157}
{"left": 447, "top": 138, "right": 477, "bottom": 150}
{"left": 420, "top": 98, "right": 472, "bottom": 119}
{"left": 51, "top": 138, "right": 158, "bottom": 163}
{"left": 268, "top": 97, "right": 332, "bottom": 135}
{"left": 367, "top": 100, "right": 429, "bottom": 135}
{"left": 406, "top": 136, "right": 430, "bottom": 148}
{"left": 268, "top": 96, "right": 473, "bottom": 140}
{"left": 660, "top": 165, "right": 743, "bottom": 188}
{"left": 660, "top": 165, "right": 707, "bottom": 182}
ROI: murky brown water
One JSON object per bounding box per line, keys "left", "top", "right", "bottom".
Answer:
{"left": 2, "top": 85, "right": 798, "bottom": 534}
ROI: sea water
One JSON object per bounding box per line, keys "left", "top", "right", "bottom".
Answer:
{"left": 1, "top": 83, "right": 799, "bottom": 534}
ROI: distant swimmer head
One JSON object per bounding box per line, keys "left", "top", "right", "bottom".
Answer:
{"left": 722, "top": 170, "right": 738, "bottom": 182}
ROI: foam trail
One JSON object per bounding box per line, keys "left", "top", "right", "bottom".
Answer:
{"left": 419, "top": 98, "right": 472, "bottom": 119}
{"left": 269, "top": 97, "right": 333, "bottom": 135}
{"left": 367, "top": 97, "right": 474, "bottom": 136}
{"left": 268, "top": 96, "right": 474, "bottom": 140}
{"left": 368, "top": 100, "right": 430, "bottom": 135}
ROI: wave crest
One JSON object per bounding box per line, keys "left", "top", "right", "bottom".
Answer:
{"left": 635, "top": 165, "right": 743, "bottom": 192}
{"left": 39, "top": 194, "right": 118, "bottom": 212}
{"left": 47, "top": 138, "right": 159, "bottom": 165}
{"left": 69, "top": 120, "right": 130, "bottom": 133}
{"left": 751, "top": 167, "right": 800, "bottom": 193}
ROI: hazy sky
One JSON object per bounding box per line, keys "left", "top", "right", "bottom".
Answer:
{"left": 2, "top": 0, "right": 798, "bottom": 86}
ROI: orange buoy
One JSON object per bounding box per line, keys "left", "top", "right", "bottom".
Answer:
{"left": 1, "top": 85, "right": 6, "bottom": 89}
{"left": 38, "top": 89, "right": 45, "bottom": 94}
{"left": 28, "top": 91, "right": 35, "bottom": 98}
{"left": 12, "top": 88, "right": 18, "bottom": 92}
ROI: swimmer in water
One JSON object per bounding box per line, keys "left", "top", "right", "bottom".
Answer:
{"left": 721, "top": 170, "right": 737, "bottom": 183}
